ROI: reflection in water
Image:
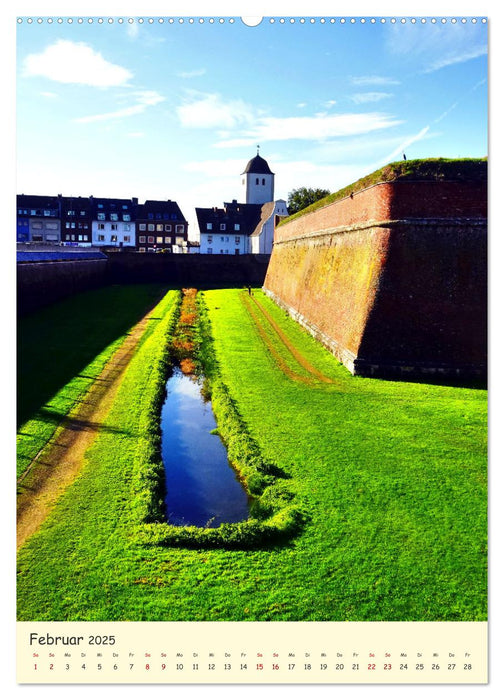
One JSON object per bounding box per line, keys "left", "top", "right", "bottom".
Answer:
{"left": 161, "top": 368, "right": 250, "bottom": 527}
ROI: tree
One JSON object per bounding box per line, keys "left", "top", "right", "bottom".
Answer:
{"left": 287, "top": 187, "right": 331, "bottom": 215}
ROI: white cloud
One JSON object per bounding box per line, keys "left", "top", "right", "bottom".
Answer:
{"left": 423, "top": 45, "right": 487, "bottom": 73}
{"left": 40, "top": 91, "right": 58, "bottom": 99}
{"left": 325, "top": 100, "right": 337, "bottom": 108}
{"left": 176, "top": 92, "right": 255, "bottom": 129}
{"left": 351, "top": 92, "right": 393, "bottom": 104}
{"left": 378, "top": 126, "right": 431, "bottom": 165}
{"left": 386, "top": 22, "right": 487, "bottom": 74}
{"left": 22, "top": 40, "right": 133, "bottom": 87}
{"left": 214, "top": 112, "right": 403, "bottom": 148}
{"left": 297, "top": 102, "right": 307, "bottom": 108}
{"left": 350, "top": 75, "right": 400, "bottom": 86}
{"left": 126, "top": 22, "right": 140, "bottom": 40}
{"left": 177, "top": 68, "right": 207, "bottom": 79}
{"left": 74, "top": 91, "right": 165, "bottom": 123}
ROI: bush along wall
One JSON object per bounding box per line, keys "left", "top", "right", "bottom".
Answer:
{"left": 134, "top": 289, "right": 307, "bottom": 549}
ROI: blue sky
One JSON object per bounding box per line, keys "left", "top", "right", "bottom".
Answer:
{"left": 16, "top": 12, "right": 487, "bottom": 236}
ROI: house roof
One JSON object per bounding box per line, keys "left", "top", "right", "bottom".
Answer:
{"left": 241, "top": 154, "right": 273, "bottom": 175}
{"left": 137, "top": 199, "right": 186, "bottom": 222}
{"left": 195, "top": 201, "right": 264, "bottom": 235}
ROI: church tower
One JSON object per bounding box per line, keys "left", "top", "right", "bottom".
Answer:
{"left": 241, "top": 147, "right": 274, "bottom": 204}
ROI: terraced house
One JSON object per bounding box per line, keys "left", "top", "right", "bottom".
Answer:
{"left": 60, "top": 195, "right": 92, "bottom": 246}
{"left": 91, "top": 196, "right": 138, "bottom": 250}
{"left": 136, "top": 200, "right": 188, "bottom": 253}
{"left": 16, "top": 194, "right": 61, "bottom": 244}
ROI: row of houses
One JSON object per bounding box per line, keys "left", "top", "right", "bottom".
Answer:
{"left": 17, "top": 195, "right": 190, "bottom": 253}
{"left": 16, "top": 152, "right": 289, "bottom": 255}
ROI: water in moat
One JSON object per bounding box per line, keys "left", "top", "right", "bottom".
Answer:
{"left": 161, "top": 368, "right": 250, "bottom": 527}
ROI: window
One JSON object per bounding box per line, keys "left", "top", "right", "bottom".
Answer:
{"left": 262, "top": 178, "right": 265, "bottom": 185}
{"left": 176, "top": 237, "right": 184, "bottom": 245}
{"left": 220, "top": 223, "right": 226, "bottom": 231}
{"left": 98, "top": 223, "right": 105, "bottom": 230}
{"left": 46, "top": 222, "right": 58, "bottom": 230}
{"left": 139, "top": 236, "right": 146, "bottom": 243}
{"left": 65, "top": 222, "right": 70, "bottom": 229}
{"left": 256, "top": 178, "right": 259, "bottom": 185}
{"left": 46, "top": 234, "right": 58, "bottom": 242}
{"left": 147, "top": 236, "right": 155, "bottom": 244}
{"left": 32, "top": 234, "right": 43, "bottom": 242}
{"left": 175, "top": 224, "right": 184, "bottom": 233}
{"left": 123, "top": 214, "right": 131, "bottom": 222}
{"left": 148, "top": 213, "right": 154, "bottom": 220}
{"left": 221, "top": 236, "right": 224, "bottom": 242}
{"left": 234, "top": 224, "right": 240, "bottom": 231}
{"left": 111, "top": 235, "right": 118, "bottom": 242}
{"left": 155, "top": 213, "right": 162, "bottom": 220}
{"left": 164, "top": 236, "right": 171, "bottom": 244}
{"left": 148, "top": 224, "right": 155, "bottom": 231}
{"left": 110, "top": 213, "right": 118, "bottom": 221}
{"left": 235, "top": 236, "right": 240, "bottom": 244}
{"left": 32, "top": 222, "right": 43, "bottom": 229}
{"left": 67, "top": 210, "right": 75, "bottom": 216}
{"left": 207, "top": 235, "right": 213, "bottom": 243}
{"left": 124, "top": 224, "right": 131, "bottom": 231}
{"left": 111, "top": 224, "right": 118, "bottom": 231}
{"left": 43, "top": 210, "right": 51, "bottom": 216}
{"left": 165, "top": 224, "right": 172, "bottom": 232}
{"left": 97, "top": 204, "right": 104, "bottom": 209}
{"left": 139, "top": 247, "right": 146, "bottom": 253}
{"left": 124, "top": 235, "right": 131, "bottom": 243}
{"left": 98, "top": 234, "right": 105, "bottom": 242}
{"left": 207, "top": 248, "right": 213, "bottom": 254}
{"left": 235, "top": 249, "right": 240, "bottom": 255}
{"left": 206, "top": 223, "right": 212, "bottom": 230}
{"left": 80, "top": 210, "right": 86, "bottom": 216}
{"left": 156, "top": 236, "right": 163, "bottom": 244}
{"left": 139, "top": 223, "right": 146, "bottom": 231}
{"left": 97, "top": 212, "right": 105, "bottom": 220}
{"left": 78, "top": 235, "right": 83, "bottom": 241}
{"left": 157, "top": 224, "right": 163, "bottom": 232}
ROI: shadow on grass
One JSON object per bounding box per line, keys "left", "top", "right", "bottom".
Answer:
{"left": 17, "top": 283, "right": 170, "bottom": 427}
{"left": 32, "top": 407, "right": 139, "bottom": 438}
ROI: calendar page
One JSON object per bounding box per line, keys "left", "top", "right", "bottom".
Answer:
{"left": 14, "top": 1, "right": 490, "bottom": 692}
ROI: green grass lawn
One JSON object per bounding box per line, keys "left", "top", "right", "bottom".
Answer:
{"left": 16, "top": 288, "right": 487, "bottom": 622}
{"left": 17, "top": 284, "right": 168, "bottom": 479}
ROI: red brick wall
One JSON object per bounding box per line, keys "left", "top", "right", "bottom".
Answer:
{"left": 264, "top": 180, "right": 487, "bottom": 379}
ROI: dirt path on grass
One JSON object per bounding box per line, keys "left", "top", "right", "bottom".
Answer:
{"left": 16, "top": 305, "right": 161, "bottom": 551}
{"left": 242, "top": 291, "right": 335, "bottom": 386}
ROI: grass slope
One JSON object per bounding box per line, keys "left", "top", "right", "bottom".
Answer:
{"left": 17, "top": 288, "right": 486, "bottom": 622}
{"left": 17, "top": 284, "right": 168, "bottom": 479}
{"left": 280, "top": 157, "right": 488, "bottom": 226}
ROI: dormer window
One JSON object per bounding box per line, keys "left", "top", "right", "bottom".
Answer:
{"left": 220, "top": 223, "right": 226, "bottom": 231}
{"left": 206, "top": 223, "right": 213, "bottom": 230}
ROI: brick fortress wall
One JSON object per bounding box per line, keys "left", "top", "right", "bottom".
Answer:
{"left": 264, "top": 179, "right": 487, "bottom": 381}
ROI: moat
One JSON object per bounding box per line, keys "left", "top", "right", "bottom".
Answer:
{"left": 161, "top": 367, "right": 250, "bottom": 527}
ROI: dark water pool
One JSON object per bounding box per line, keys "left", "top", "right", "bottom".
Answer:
{"left": 161, "top": 368, "right": 250, "bottom": 527}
